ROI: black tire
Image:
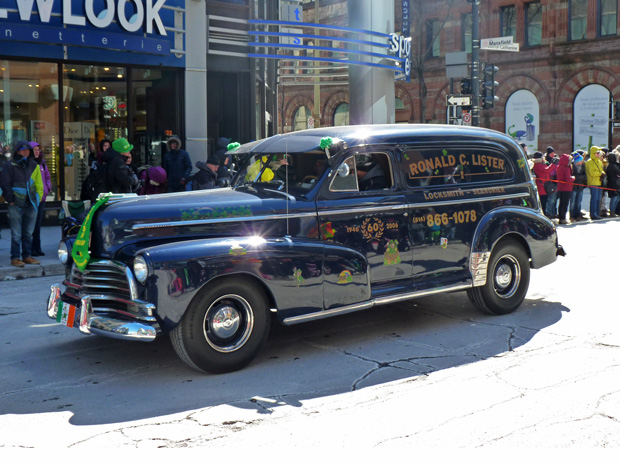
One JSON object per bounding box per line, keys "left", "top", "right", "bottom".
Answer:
{"left": 467, "top": 239, "right": 530, "bottom": 315}
{"left": 170, "top": 278, "right": 270, "bottom": 374}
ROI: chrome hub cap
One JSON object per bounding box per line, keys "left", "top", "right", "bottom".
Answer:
{"left": 211, "top": 306, "right": 241, "bottom": 339}
{"left": 496, "top": 264, "right": 513, "bottom": 288}
{"left": 204, "top": 294, "right": 254, "bottom": 353}
{"left": 493, "top": 255, "right": 521, "bottom": 299}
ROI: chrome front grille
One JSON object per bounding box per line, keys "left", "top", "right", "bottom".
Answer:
{"left": 64, "top": 260, "right": 138, "bottom": 314}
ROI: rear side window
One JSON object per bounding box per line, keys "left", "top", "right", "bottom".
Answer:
{"left": 402, "top": 147, "right": 514, "bottom": 188}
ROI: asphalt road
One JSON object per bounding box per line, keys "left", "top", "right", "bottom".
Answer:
{"left": 1, "top": 219, "right": 619, "bottom": 449}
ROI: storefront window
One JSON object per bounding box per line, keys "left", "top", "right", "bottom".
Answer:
{"left": 1, "top": 60, "right": 60, "bottom": 201}
{"left": 131, "top": 68, "right": 181, "bottom": 168}
{"left": 62, "top": 65, "right": 128, "bottom": 200}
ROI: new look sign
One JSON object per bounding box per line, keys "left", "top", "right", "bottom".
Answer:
{"left": 0, "top": 0, "right": 168, "bottom": 35}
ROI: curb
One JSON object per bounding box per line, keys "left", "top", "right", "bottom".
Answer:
{"left": 0, "top": 263, "right": 65, "bottom": 280}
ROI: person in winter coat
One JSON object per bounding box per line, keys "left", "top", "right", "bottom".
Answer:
{"left": 162, "top": 136, "right": 192, "bottom": 192}
{"left": 213, "top": 137, "right": 233, "bottom": 187}
{"left": 544, "top": 146, "right": 559, "bottom": 218}
{"left": 605, "top": 151, "right": 620, "bottom": 217}
{"left": 570, "top": 152, "right": 587, "bottom": 221}
{"left": 193, "top": 156, "right": 220, "bottom": 190}
{"left": 556, "top": 153, "right": 576, "bottom": 224}
{"left": 96, "top": 139, "right": 111, "bottom": 165}
{"left": 532, "top": 151, "right": 556, "bottom": 216}
{"left": 30, "top": 142, "right": 52, "bottom": 256}
{"left": 0, "top": 141, "right": 44, "bottom": 267}
{"left": 586, "top": 146, "right": 605, "bottom": 220}
{"left": 103, "top": 138, "right": 141, "bottom": 194}
{"left": 138, "top": 166, "right": 167, "bottom": 195}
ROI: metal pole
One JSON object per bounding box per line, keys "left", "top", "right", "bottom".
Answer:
{"left": 313, "top": 0, "right": 320, "bottom": 128}
{"left": 471, "top": 0, "right": 480, "bottom": 127}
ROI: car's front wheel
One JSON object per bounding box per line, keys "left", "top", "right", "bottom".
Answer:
{"left": 467, "top": 239, "right": 530, "bottom": 315}
{"left": 171, "top": 278, "right": 270, "bottom": 373}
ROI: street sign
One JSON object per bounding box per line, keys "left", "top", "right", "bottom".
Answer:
{"left": 445, "top": 51, "right": 469, "bottom": 79}
{"left": 481, "top": 36, "right": 520, "bottom": 52}
{"left": 462, "top": 111, "right": 472, "bottom": 125}
{"left": 446, "top": 94, "right": 472, "bottom": 106}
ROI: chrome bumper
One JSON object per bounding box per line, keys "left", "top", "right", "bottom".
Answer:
{"left": 47, "top": 284, "right": 158, "bottom": 342}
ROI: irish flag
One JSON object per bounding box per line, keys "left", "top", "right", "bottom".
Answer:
{"left": 57, "top": 302, "right": 77, "bottom": 328}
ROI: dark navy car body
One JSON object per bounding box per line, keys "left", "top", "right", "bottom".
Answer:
{"left": 47, "top": 124, "right": 564, "bottom": 373}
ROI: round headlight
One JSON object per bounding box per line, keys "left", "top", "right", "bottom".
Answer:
{"left": 58, "top": 241, "right": 69, "bottom": 264}
{"left": 133, "top": 256, "right": 149, "bottom": 284}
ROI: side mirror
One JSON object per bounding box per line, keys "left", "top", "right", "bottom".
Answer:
{"left": 336, "top": 162, "right": 350, "bottom": 177}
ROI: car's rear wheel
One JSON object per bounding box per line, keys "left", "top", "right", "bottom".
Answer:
{"left": 171, "top": 278, "right": 270, "bottom": 373}
{"left": 467, "top": 239, "right": 530, "bottom": 315}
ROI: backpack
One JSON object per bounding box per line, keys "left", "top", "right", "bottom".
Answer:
{"left": 81, "top": 162, "right": 110, "bottom": 202}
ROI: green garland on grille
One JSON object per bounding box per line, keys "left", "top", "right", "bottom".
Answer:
{"left": 71, "top": 193, "right": 112, "bottom": 271}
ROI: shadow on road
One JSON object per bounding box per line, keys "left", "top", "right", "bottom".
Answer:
{"left": 2, "top": 293, "right": 568, "bottom": 426}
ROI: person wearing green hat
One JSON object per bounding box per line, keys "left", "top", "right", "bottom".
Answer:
{"left": 101, "top": 138, "right": 140, "bottom": 194}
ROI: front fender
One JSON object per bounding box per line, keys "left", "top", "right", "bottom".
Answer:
{"left": 136, "top": 236, "right": 327, "bottom": 331}
{"left": 471, "top": 206, "right": 559, "bottom": 271}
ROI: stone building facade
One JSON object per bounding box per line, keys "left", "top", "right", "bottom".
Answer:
{"left": 281, "top": 0, "right": 620, "bottom": 154}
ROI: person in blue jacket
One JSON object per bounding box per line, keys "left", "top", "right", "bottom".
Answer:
{"left": 162, "top": 136, "right": 192, "bottom": 192}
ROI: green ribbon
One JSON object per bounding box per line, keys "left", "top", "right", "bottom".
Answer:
{"left": 71, "top": 194, "right": 111, "bottom": 271}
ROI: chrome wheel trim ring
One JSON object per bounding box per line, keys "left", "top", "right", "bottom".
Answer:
{"left": 493, "top": 254, "right": 521, "bottom": 299}
{"left": 203, "top": 294, "right": 254, "bottom": 353}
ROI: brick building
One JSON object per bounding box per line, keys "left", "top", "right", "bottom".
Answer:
{"left": 281, "top": 0, "right": 620, "bottom": 154}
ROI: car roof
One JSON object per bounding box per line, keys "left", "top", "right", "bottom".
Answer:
{"left": 229, "top": 124, "right": 517, "bottom": 156}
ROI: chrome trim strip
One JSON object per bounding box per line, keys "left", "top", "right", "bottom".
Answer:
{"left": 283, "top": 301, "right": 374, "bottom": 325}
{"left": 282, "top": 282, "right": 472, "bottom": 325}
{"left": 131, "top": 190, "right": 530, "bottom": 230}
{"left": 131, "top": 212, "right": 317, "bottom": 231}
{"left": 318, "top": 193, "right": 529, "bottom": 217}
{"left": 319, "top": 204, "right": 409, "bottom": 216}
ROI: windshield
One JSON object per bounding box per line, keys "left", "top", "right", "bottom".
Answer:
{"left": 233, "top": 151, "right": 329, "bottom": 194}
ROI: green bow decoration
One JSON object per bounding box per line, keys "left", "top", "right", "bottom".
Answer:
{"left": 320, "top": 137, "right": 333, "bottom": 157}
{"left": 227, "top": 142, "right": 241, "bottom": 152}
{"left": 71, "top": 193, "right": 112, "bottom": 271}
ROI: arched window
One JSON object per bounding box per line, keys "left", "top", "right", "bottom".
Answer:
{"left": 293, "top": 106, "right": 311, "bottom": 131}
{"left": 395, "top": 97, "right": 405, "bottom": 110}
{"left": 334, "top": 103, "right": 349, "bottom": 126}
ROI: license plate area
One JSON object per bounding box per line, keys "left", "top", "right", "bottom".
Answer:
{"left": 56, "top": 301, "right": 78, "bottom": 328}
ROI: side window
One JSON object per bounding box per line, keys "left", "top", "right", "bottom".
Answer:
{"left": 402, "top": 147, "right": 514, "bottom": 188}
{"left": 330, "top": 153, "right": 393, "bottom": 192}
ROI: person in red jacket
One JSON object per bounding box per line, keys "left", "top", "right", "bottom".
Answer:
{"left": 557, "top": 153, "right": 576, "bottom": 224}
{"left": 532, "top": 151, "right": 557, "bottom": 216}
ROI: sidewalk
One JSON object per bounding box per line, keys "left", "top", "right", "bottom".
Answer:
{"left": 0, "top": 225, "right": 65, "bottom": 280}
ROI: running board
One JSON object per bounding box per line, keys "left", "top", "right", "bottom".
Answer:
{"left": 282, "top": 282, "right": 472, "bottom": 326}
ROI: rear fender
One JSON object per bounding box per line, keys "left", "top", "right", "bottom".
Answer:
{"left": 470, "top": 207, "right": 558, "bottom": 286}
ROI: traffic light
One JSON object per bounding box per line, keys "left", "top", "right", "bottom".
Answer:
{"left": 481, "top": 63, "right": 499, "bottom": 109}
{"left": 460, "top": 78, "right": 471, "bottom": 95}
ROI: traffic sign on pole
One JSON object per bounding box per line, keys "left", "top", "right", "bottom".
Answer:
{"left": 446, "top": 94, "right": 472, "bottom": 106}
